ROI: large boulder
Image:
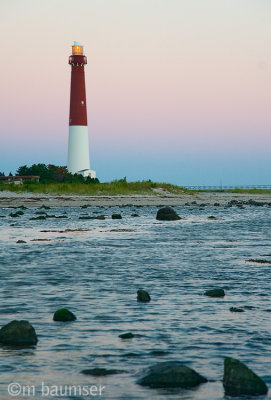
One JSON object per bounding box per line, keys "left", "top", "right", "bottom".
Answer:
{"left": 156, "top": 207, "right": 181, "bottom": 221}
{"left": 137, "top": 289, "right": 151, "bottom": 303}
{"left": 137, "top": 362, "right": 207, "bottom": 388}
{"left": 53, "top": 308, "right": 76, "bottom": 322}
{"left": 223, "top": 357, "right": 268, "bottom": 396}
{"left": 0, "top": 320, "right": 38, "bottom": 346}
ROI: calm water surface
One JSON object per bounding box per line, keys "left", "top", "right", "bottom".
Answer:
{"left": 0, "top": 204, "right": 271, "bottom": 399}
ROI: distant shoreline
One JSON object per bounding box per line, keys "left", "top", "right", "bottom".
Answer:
{"left": 1, "top": 191, "right": 271, "bottom": 208}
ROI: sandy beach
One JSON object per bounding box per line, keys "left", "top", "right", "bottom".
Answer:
{"left": 1, "top": 190, "right": 271, "bottom": 208}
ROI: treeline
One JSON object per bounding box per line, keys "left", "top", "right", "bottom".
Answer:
{"left": 1, "top": 164, "right": 99, "bottom": 184}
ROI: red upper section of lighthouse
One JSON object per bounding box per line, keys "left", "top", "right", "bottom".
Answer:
{"left": 69, "top": 45, "right": 88, "bottom": 126}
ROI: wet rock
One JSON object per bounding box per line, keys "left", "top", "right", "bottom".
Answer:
{"left": 30, "top": 215, "right": 47, "bottom": 220}
{"left": 47, "top": 215, "right": 67, "bottom": 219}
{"left": 204, "top": 288, "right": 225, "bottom": 298}
{"left": 35, "top": 211, "right": 47, "bottom": 215}
{"left": 214, "top": 203, "right": 220, "bottom": 206}
{"left": 96, "top": 215, "right": 105, "bottom": 220}
{"left": 156, "top": 207, "right": 181, "bottom": 221}
{"left": 53, "top": 308, "right": 76, "bottom": 322}
{"left": 208, "top": 216, "right": 217, "bottom": 220}
{"left": 131, "top": 213, "right": 139, "bottom": 217}
{"left": 247, "top": 259, "right": 271, "bottom": 264}
{"left": 40, "top": 205, "right": 51, "bottom": 210}
{"left": 137, "top": 361, "right": 208, "bottom": 388}
{"left": 81, "top": 204, "right": 89, "bottom": 209}
{"left": 119, "top": 332, "right": 134, "bottom": 339}
{"left": 9, "top": 211, "right": 23, "bottom": 218}
{"left": 79, "top": 216, "right": 92, "bottom": 220}
{"left": 112, "top": 214, "right": 122, "bottom": 219}
{"left": 17, "top": 205, "right": 27, "bottom": 210}
{"left": 137, "top": 289, "right": 151, "bottom": 302}
{"left": 81, "top": 368, "right": 122, "bottom": 376}
{"left": 0, "top": 320, "right": 38, "bottom": 346}
{"left": 246, "top": 199, "right": 265, "bottom": 207}
{"left": 230, "top": 307, "right": 244, "bottom": 313}
{"left": 223, "top": 357, "right": 268, "bottom": 396}
{"left": 16, "top": 240, "right": 26, "bottom": 244}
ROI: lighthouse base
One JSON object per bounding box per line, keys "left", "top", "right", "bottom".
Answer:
{"left": 68, "top": 125, "right": 94, "bottom": 176}
{"left": 78, "top": 169, "right": 96, "bottom": 179}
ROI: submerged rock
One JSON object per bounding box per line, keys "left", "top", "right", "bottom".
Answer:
{"left": 119, "top": 332, "right": 134, "bottom": 339}
{"left": 96, "top": 215, "right": 105, "bottom": 220}
{"left": 204, "top": 288, "right": 225, "bottom": 298}
{"left": 137, "top": 289, "right": 151, "bottom": 302}
{"left": 16, "top": 240, "right": 26, "bottom": 244}
{"left": 81, "top": 368, "right": 122, "bottom": 376}
{"left": 9, "top": 211, "right": 23, "bottom": 218}
{"left": 223, "top": 357, "right": 268, "bottom": 396}
{"left": 30, "top": 215, "right": 47, "bottom": 220}
{"left": 247, "top": 259, "right": 271, "bottom": 264}
{"left": 208, "top": 216, "right": 217, "bottom": 220}
{"left": 156, "top": 207, "right": 181, "bottom": 221}
{"left": 53, "top": 308, "right": 76, "bottom": 322}
{"left": 230, "top": 307, "right": 244, "bottom": 313}
{"left": 112, "top": 214, "right": 122, "bottom": 219}
{"left": 137, "top": 361, "right": 207, "bottom": 388}
{"left": 131, "top": 213, "right": 139, "bottom": 217}
{"left": 0, "top": 320, "right": 38, "bottom": 346}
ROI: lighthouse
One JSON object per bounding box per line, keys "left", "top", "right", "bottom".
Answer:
{"left": 67, "top": 42, "right": 96, "bottom": 178}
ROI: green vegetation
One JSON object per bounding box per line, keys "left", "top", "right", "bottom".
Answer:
{"left": 0, "top": 178, "right": 190, "bottom": 196}
{"left": 15, "top": 163, "right": 99, "bottom": 184}
{"left": 0, "top": 163, "right": 192, "bottom": 195}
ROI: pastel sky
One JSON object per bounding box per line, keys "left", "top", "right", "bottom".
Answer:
{"left": 1, "top": 0, "right": 271, "bottom": 185}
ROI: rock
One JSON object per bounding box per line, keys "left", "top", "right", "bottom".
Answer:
{"left": 131, "top": 213, "right": 139, "bottom": 217}
{"left": 214, "top": 203, "right": 220, "bottom": 206}
{"left": 96, "top": 215, "right": 105, "bottom": 220}
{"left": 230, "top": 307, "right": 244, "bottom": 313}
{"left": 137, "top": 361, "right": 207, "bottom": 388}
{"left": 247, "top": 259, "right": 271, "bottom": 264}
{"left": 112, "top": 214, "right": 122, "bottom": 219}
{"left": 47, "top": 215, "right": 67, "bottom": 219}
{"left": 30, "top": 216, "right": 47, "bottom": 220}
{"left": 53, "top": 308, "right": 76, "bottom": 322}
{"left": 137, "top": 289, "right": 151, "bottom": 302}
{"left": 40, "top": 205, "right": 51, "bottom": 209}
{"left": 119, "top": 332, "right": 134, "bottom": 339}
{"left": 223, "top": 357, "right": 268, "bottom": 396}
{"left": 16, "top": 240, "right": 26, "bottom": 244}
{"left": 204, "top": 288, "right": 225, "bottom": 298}
{"left": 208, "top": 215, "right": 217, "bottom": 220}
{"left": 81, "top": 368, "right": 121, "bottom": 376}
{"left": 0, "top": 320, "right": 38, "bottom": 346}
{"left": 156, "top": 207, "right": 181, "bottom": 221}
{"left": 9, "top": 212, "right": 20, "bottom": 218}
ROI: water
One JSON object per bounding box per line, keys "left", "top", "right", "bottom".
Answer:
{"left": 0, "top": 204, "right": 271, "bottom": 399}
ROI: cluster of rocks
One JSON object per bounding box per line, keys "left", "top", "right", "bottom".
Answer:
{"left": 227, "top": 199, "right": 271, "bottom": 207}
{"left": 0, "top": 286, "right": 269, "bottom": 396}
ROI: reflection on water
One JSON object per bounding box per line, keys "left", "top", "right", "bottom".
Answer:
{"left": 0, "top": 205, "right": 271, "bottom": 399}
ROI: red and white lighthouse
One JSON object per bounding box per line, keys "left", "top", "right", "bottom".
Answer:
{"left": 67, "top": 42, "right": 96, "bottom": 178}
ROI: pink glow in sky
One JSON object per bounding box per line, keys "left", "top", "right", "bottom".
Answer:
{"left": 1, "top": 0, "right": 271, "bottom": 184}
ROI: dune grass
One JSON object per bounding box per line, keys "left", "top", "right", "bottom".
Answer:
{"left": 0, "top": 180, "right": 191, "bottom": 196}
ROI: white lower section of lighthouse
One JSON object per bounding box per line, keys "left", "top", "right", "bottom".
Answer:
{"left": 67, "top": 126, "right": 96, "bottom": 178}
